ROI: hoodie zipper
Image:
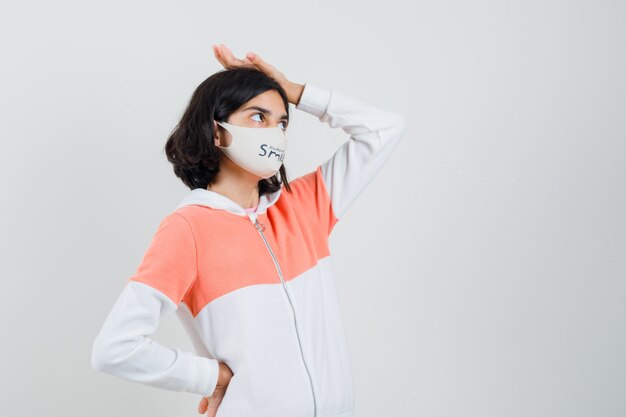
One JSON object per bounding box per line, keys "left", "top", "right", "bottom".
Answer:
{"left": 249, "top": 214, "right": 317, "bottom": 417}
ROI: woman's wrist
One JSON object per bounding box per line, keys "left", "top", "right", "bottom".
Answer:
{"left": 284, "top": 81, "right": 305, "bottom": 106}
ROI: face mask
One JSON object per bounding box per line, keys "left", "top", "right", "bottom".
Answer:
{"left": 215, "top": 121, "right": 287, "bottom": 179}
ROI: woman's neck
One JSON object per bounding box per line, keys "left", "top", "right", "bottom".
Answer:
{"left": 206, "top": 160, "right": 260, "bottom": 209}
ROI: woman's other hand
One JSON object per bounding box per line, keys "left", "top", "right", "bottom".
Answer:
{"left": 197, "top": 361, "right": 234, "bottom": 416}
{"left": 211, "top": 43, "right": 304, "bottom": 105}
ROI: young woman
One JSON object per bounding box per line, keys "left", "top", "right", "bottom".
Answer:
{"left": 91, "top": 44, "right": 406, "bottom": 417}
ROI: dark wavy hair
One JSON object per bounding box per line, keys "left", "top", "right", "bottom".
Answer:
{"left": 164, "top": 67, "right": 292, "bottom": 196}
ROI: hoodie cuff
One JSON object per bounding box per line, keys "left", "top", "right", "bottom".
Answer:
{"left": 295, "top": 83, "right": 332, "bottom": 120}
{"left": 189, "top": 355, "right": 220, "bottom": 397}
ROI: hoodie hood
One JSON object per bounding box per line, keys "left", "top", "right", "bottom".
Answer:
{"left": 176, "top": 185, "right": 283, "bottom": 220}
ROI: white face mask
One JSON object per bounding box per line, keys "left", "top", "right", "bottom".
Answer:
{"left": 215, "top": 121, "right": 287, "bottom": 179}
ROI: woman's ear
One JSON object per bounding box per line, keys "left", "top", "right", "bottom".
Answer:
{"left": 213, "top": 121, "right": 221, "bottom": 146}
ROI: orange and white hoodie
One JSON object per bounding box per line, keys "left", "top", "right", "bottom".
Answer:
{"left": 90, "top": 82, "right": 406, "bottom": 417}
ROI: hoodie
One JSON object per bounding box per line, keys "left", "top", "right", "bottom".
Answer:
{"left": 91, "top": 82, "right": 406, "bottom": 417}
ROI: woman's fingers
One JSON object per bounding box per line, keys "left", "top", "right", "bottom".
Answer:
{"left": 211, "top": 45, "right": 225, "bottom": 68}
{"left": 213, "top": 43, "right": 254, "bottom": 69}
{"left": 244, "top": 51, "right": 285, "bottom": 81}
{"left": 204, "top": 388, "right": 226, "bottom": 417}
{"left": 211, "top": 44, "right": 221, "bottom": 61}
{"left": 220, "top": 44, "right": 246, "bottom": 66}
{"left": 246, "top": 51, "right": 274, "bottom": 73}
{"left": 197, "top": 396, "right": 209, "bottom": 414}
{"left": 213, "top": 44, "right": 231, "bottom": 68}
{"left": 245, "top": 51, "right": 260, "bottom": 65}
{"left": 210, "top": 44, "right": 290, "bottom": 90}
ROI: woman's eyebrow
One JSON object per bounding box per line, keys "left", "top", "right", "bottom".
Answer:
{"left": 242, "top": 105, "right": 289, "bottom": 121}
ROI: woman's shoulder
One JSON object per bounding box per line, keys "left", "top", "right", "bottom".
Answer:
{"left": 168, "top": 205, "right": 212, "bottom": 229}
{"left": 280, "top": 166, "right": 325, "bottom": 202}
{"left": 280, "top": 166, "right": 334, "bottom": 216}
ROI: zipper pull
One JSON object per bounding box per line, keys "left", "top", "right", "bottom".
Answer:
{"left": 254, "top": 219, "right": 265, "bottom": 231}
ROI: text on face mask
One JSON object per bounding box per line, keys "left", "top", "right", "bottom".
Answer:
{"left": 259, "top": 144, "right": 285, "bottom": 161}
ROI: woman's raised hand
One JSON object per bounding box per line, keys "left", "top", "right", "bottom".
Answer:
{"left": 197, "top": 361, "right": 234, "bottom": 416}
{"left": 211, "top": 43, "right": 287, "bottom": 85}
{"left": 211, "top": 43, "right": 304, "bottom": 105}
{"left": 211, "top": 43, "right": 254, "bottom": 69}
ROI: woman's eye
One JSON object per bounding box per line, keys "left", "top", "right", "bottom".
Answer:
{"left": 251, "top": 113, "right": 287, "bottom": 130}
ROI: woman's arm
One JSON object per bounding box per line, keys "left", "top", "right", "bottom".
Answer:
{"left": 90, "top": 213, "right": 220, "bottom": 397}
{"left": 210, "top": 45, "right": 406, "bottom": 232}
{"left": 295, "top": 82, "right": 406, "bottom": 227}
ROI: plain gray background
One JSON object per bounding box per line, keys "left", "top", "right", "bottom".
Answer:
{"left": 1, "top": 0, "right": 624, "bottom": 416}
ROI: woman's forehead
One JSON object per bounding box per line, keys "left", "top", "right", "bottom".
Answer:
{"left": 238, "top": 90, "right": 287, "bottom": 114}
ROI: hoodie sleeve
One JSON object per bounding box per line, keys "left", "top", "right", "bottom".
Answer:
{"left": 295, "top": 82, "right": 406, "bottom": 236}
{"left": 90, "top": 212, "right": 220, "bottom": 397}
